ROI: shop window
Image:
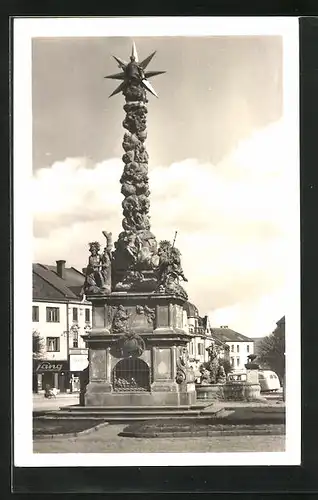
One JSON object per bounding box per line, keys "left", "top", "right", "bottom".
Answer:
{"left": 32, "top": 305, "right": 39, "bottom": 322}
{"left": 237, "top": 344, "right": 240, "bottom": 353}
{"left": 72, "top": 307, "right": 78, "bottom": 322}
{"left": 46, "top": 307, "right": 60, "bottom": 323}
{"left": 85, "top": 308, "right": 90, "bottom": 323}
{"left": 46, "top": 337, "right": 60, "bottom": 352}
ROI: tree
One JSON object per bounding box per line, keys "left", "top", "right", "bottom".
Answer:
{"left": 257, "top": 320, "right": 285, "bottom": 383}
{"left": 218, "top": 357, "right": 232, "bottom": 375}
{"left": 32, "top": 329, "right": 45, "bottom": 359}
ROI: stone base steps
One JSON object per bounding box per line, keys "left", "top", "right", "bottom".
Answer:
{"left": 34, "top": 403, "right": 221, "bottom": 423}
{"left": 36, "top": 414, "right": 218, "bottom": 423}
{"left": 61, "top": 404, "right": 205, "bottom": 411}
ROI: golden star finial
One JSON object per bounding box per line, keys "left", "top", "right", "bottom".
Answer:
{"left": 104, "top": 42, "right": 166, "bottom": 98}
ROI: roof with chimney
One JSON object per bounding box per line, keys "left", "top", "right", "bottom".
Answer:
{"left": 33, "top": 262, "right": 85, "bottom": 301}
{"left": 212, "top": 327, "right": 254, "bottom": 343}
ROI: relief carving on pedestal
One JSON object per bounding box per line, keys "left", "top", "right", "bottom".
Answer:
{"left": 176, "top": 346, "right": 193, "bottom": 384}
{"left": 136, "top": 304, "right": 155, "bottom": 324}
{"left": 111, "top": 305, "right": 130, "bottom": 334}
{"left": 114, "top": 331, "right": 146, "bottom": 358}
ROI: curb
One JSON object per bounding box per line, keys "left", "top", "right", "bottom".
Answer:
{"left": 33, "top": 421, "right": 109, "bottom": 440}
{"left": 119, "top": 425, "right": 286, "bottom": 438}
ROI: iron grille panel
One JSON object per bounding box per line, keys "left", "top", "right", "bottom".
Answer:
{"left": 113, "top": 357, "right": 151, "bottom": 392}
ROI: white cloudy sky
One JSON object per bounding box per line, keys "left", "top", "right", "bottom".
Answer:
{"left": 31, "top": 35, "right": 293, "bottom": 338}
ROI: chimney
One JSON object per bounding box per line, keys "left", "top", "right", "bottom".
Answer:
{"left": 220, "top": 325, "right": 228, "bottom": 329}
{"left": 56, "top": 260, "right": 66, "bottom": 279}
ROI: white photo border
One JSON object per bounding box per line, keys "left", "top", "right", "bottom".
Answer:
{"left": 13, "top": 16, "right": 300, "bottom": 467}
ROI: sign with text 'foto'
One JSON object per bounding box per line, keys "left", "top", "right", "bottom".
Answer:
{"left": 35, "top": 360, "right": 69, "bottom": 372}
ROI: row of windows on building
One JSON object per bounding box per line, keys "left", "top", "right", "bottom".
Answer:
{"left": 189, "top": 343, "right": 250, "bottom": 357}
{"left": 32, "top": 306, "right": 91, "bottom": 324}
{"left": 45, "top": 331, "right": 81, "bottom": 351}
{"left": 230, "top": 357, "right": 242, "bottom": 367}
{"left": 230, "top": 344, "right": 250, "bottom": 353}
{"left": 189, "top": 342, "right": 205, "bottom": 356}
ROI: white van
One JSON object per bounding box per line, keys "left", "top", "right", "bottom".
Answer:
{"left": 258, "top": 370, "right": 281, "bottom": 392}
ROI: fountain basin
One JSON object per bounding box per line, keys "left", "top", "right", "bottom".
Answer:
{"left": 196, "top": 383, "right": 225, "bottom": 401}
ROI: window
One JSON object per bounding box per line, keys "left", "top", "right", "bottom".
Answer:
{"left": 236, "top": 357, "right": 240, "bottom": 366}
{"left": 85, "top": 308, "right": 90, "bottom": 323}
{"left": 46, "top": 307, "right": 60, "bottom": 323}
{"left": 198, "top": 343, "right": 204, "bottom": 355}
{"left": 231, "top": 344, "right": 234, "bottom": 352}
{"left": 189, "top": 342, "right": 193, "bottom": 355}
{"left": 46, "top": 337, "right": 60, "bottom": 352}
{"left": 237, "top": 344, "right": 240, "bottom": 353}
{"left": 32, "top": 306, "right": 39, "bottom": 322}
{"left": 247, "top": 345, "right": 250, "bottom": 353}
{"left": 72, "top": 307, "right": 78, "bottom": 322}
{"left": 230, "top": 357, "right": 234, "bottom": 367}
{"left": 72, "top": 329, "right": 78, "bottom": 348}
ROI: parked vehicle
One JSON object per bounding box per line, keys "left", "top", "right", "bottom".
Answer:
{"left": 227, "top": 372, "right": 247, "bottom": 382}
{"left": 258, "top": 370, "right": 281, "bottom": 392}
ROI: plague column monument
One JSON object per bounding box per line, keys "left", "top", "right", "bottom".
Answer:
{"left": 82, "top": 43, "right": 195, "bottom": 406}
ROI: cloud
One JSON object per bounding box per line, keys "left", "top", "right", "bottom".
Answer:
{"left": 32, "top": 119, "right": 293, "bottom": 336}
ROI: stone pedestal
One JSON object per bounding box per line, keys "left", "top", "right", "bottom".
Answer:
{"left": 82, "top": 292, "right": 196, "bottom": 407}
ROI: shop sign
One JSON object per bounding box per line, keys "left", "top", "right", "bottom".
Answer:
{"left": 35, "top": 361, "right": 68, "bottom": 373}
{"left": 70, "top": 355, "right": 89, "bottom": 372}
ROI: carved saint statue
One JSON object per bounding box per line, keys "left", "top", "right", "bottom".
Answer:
{"left": 156, "top": 239, "right": 188, "bottom": 298}
{"left": 157, "top": 241, "right": 188, "bottom": 285}
{"left": 206, "top": 344, "right": 220, "bottom": 384}
{"left": 112, "top": 305, "right": 130, "bottom": 334}
{"left": 217, "top": 365, "right": 227, "bottom": 384}
{"left": 83, "top": 233, "right": 113, "bottom": 295}
{"left": 125, "top": 54, "right": 146, "bottom": 82}
{"left": 100, "top": 231, "right": 113, "bottom": 293}
{"left": 83, "top": 241, "right": 104, "bottom": 294}
{"left": 200, "top": 366, "right": 211, "bottom": 385}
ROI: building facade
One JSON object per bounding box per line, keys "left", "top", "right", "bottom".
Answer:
{"left": 212, "top": 326, "right": 254, "bottom": 372}
{"left": 184, "top": 302, "right": 212, "bottom": 376}
{"left": 184, "top": 302, "right": 229, "bottom": 378}
{"left": 32, "top": 261, "right": 92, "bottom": 393}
